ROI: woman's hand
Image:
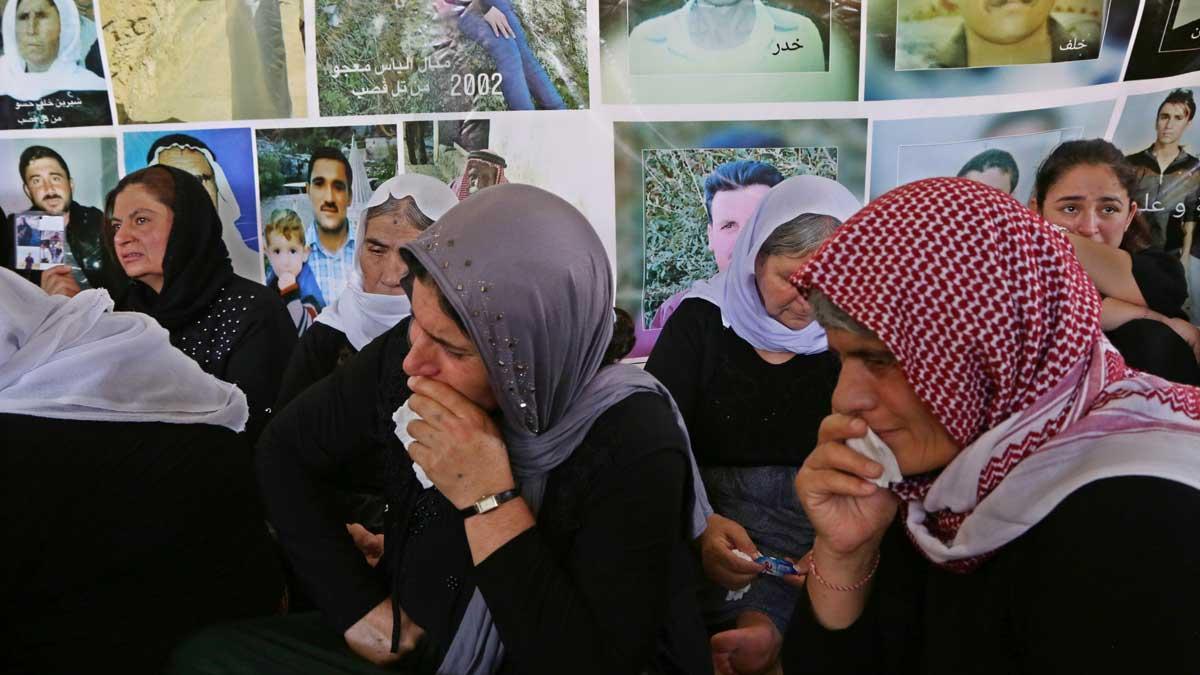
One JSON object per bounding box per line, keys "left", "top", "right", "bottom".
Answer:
{"left": 344, "top": 598, "right": 424, "bottom": 665}
{"left": 483, "top": 6, "right": 515, "bottom": 38}
{"left": 700, "top": 513, "right": 766, "bottom": 590}
{"left": 40, "top": 265, "right": 81, "bottom": 298}
{"left": 795, "top": 415, "right": 898, "bottom": 560}
{"left": 405, "top": 375, "right": 515, "bottom": 510}
{"left": 1163, "top": 317, "right": 1200, "bottom": 363}
{"left": 346, "top": 523, "right": 384, "bottom": 567}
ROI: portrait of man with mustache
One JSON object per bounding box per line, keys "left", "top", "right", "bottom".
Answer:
{"left": 303, "top": 146, "right": 356, "bottom": 304}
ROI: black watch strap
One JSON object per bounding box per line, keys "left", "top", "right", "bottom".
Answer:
{"left": 460, "top": 487, "right": 521, "bottom": 518}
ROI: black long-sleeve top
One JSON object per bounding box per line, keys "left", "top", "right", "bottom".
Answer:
{"left": 782, "top": 476, "right": 1200, "bottom": 674}
{"left": 645, "top": 298, "right": 839, "bottom": 467}
{"left": 1105, "top": 250, "right": 1200, "bottom": 385}
{"left": 256, "top": 319, "right": 711, "bottom": 674}
{"left": 276, "top": 321, "right": 357, "bottom": 409}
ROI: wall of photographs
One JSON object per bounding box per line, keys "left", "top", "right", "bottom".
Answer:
{"left": 1, "top": 0, "right": 1197, "bottom": 349}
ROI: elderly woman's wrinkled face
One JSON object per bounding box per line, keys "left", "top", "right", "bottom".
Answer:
{"left": 403, "top": 277, "right": 498, "bottom": 412}
{"left": 111, "top": 183, "right": 174, "bottom": 294}
{"left": 361, "top": 203, "right": 423, "bottom": 296}
{"left": 1039, "top": 163, "right": 1136, "bottom": 248}
{"left": 755, "top": 251, "right": 816, "bottom": 330}
{"left": 827, "top": 328, "right": 960, "bottom": 475}
{"left": 16, "top": 0, "right": 61, "bottom": 72}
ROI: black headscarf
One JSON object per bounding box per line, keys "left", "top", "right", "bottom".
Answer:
{"left": 115, "top": 165, "right": 235, "bottom": 331}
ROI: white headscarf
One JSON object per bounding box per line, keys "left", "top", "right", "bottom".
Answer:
{"left": 315, "top": 175, "right": 458, "bottom": 349}
{"left": 0, "top": 0, "right": 107, "bottom": 101}
{"left": 0, "top": 268, "right": 249, "bottom": 431}
{"left": 686, "top": 175, "right": 861, "bottom": 354}
{"left": 148, "top": 141, "right": 261, "bottom": 281}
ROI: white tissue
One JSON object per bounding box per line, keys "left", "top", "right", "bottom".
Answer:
{"left": 392, "top": 401, "right": 433, "bottom": 489}
{"left": 845, "top": 428, "right": 904, "bottom": 488}
{"left": 725, "top": 549, "right": 754, "bottom": 601}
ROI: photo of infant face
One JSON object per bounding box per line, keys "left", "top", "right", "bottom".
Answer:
{"left": 894, "top": 0, "right": 1104, "bottom": 71}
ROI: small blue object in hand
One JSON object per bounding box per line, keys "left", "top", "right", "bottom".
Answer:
{"left": 756, "top": 555, "right": 799, "bottom": 577}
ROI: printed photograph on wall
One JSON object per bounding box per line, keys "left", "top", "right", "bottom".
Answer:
{"left": 0, "top": 0, "right": 113, "bottom": 129}
{"left": 600, "top": 0, "right": 860, "bottom": 104}
{"left": 400, "top": 113, "right": 611, "bottom": 233}
{"left": 317, "top": 0, "right": 588, "bottom": 114}
{"left": 124, "top": 128, "right": 262, "bottom": 282}
{"left": 1124, "top": 0, "right": 1200, "bottom": 80}
{"left": 0, "top": 136, "right": 119, "bottom": 291}
{"left": 869, "top": 101, "right": 1114, "bottom": 202}
{"left": 100, "top": 0, "right": 307, "bottom": 123}
{"left": 865, "top": 0, "right": 1134, "bottom": 100}
{"left": 614, "top": 119, "right": 868, "bottom": 357}
{"left": 255, "top": 125, "right": 399, "bottom": 328}
{"left": 1111, "top": 86, "right": 1199, "bottom": 325}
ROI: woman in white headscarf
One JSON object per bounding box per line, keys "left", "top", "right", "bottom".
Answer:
{"left": 645, "top": 175, "right": 861, "bottom": 675}
{"left": 0, "top": 267, "right": 283, "bottom": 673}
{"left": 145, "top": 133, "right": 262, "bottom": 281}
{"left": 271, "top": 174, "right": 457, "bottom": 544}
{"left": 0, "top": 0, "right": 111, "bottom": 129}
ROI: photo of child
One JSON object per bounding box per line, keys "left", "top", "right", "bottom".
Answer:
{"left": 263, "top": 208, "right": 326, "bottom": 336}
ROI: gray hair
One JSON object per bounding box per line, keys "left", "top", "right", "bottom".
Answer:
{"left": 809, "top": 289, "right": 878, "bottom": 339}
{"left": 757, "top": 213, "right": 841, "bottom": 261}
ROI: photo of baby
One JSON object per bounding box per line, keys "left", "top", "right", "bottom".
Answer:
{"left": 262, "top": 208, "right": 325, "bottom": 336}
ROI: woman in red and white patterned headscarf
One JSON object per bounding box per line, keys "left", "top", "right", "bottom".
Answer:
{"left": 781, "top": 177, "right": 1200, "bottom": 674}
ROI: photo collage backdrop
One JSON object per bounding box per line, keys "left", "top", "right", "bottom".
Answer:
{"left": 0, "top": 0, "right": 1196, "bottom": 357}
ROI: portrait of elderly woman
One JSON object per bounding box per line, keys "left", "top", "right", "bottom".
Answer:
{"left": 0, "top": 0, "right": 112, "bottom": 129}
{"left": 895, "top": 0, "right": 1103, "bottom": 70}
{"left": 782, "top": 177, "right": 1200, "bottom": 673}
{"left": 629, "top": 0, "right": 828, "bottom": 74}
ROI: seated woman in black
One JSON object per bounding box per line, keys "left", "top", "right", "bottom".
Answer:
{"left": 783, "top": 177, "right": 1200, "bottom": 674}
{"left": 0, "top": 267, "right": 283, "bottom": 674}
{"left": 646, "top": 176, "right": 860, "bottom": 674}
{"left": 1031, "top": 139, "right": 1200, "bottom": 384}
{"left": 277, "top": 174, "right": 458, "bottom": 590}
{"left": 174, "top": 184, "right": 714, "bottom": 674}
{"left": 106, "top": 165, "right": 297, "bottom": 440}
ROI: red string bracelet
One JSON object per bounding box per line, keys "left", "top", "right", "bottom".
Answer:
{"left": 808, "top": 549, "right": 880, "bottom": 592}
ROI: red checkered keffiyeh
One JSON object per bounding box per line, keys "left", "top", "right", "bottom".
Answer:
{"left": 792, "top": 177, "right": 1200, "bottom": 572}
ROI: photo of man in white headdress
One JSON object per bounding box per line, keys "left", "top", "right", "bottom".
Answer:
{"left": 0, "top": 0, "right": 112, "bottom": 129}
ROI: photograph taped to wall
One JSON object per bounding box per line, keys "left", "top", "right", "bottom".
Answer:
{"left": 317, "top": 0, "right": 587, "bottom": 114}
{"left": 1111, "top": 86, "right": 1200, "bottom": 257}
{"left": 614, "top": 119, "right": 867, "bottom": 358}
{"left": 124, "top": 128, "right": 263, "bottom": 282}
{"left": 0, "top": 0, "right": 113, "bottom": 129}
{"left": 256, "top": 125, "right": 399, "bottom": 312}
{"left": 1125, "top": 0, "right": 1200, "bottom": 79}
{"left": 627, "top": 0, "right": 832, "bottom": 75}
{"left": 870, "top": 101, "right": 1114, "bottom": 200}
{"left": 100, "top": 0, "right": 307, "bottom": 123}
{"left": 866, "top": 0, "right": 1133, "bottom": 99}
{"left": 1161, "top": 0, "right": 1200, "bottom": 52}
{"left": 0, "top": 135, "right": 117, "bottom": 284}
{"left": 894, "top": 0, "right": 1104, "bottom": 71}
{"left": 600, "top": 0, "right": 859, "bottom": 104}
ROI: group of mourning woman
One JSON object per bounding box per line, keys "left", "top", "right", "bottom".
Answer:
{"left": 2, "top": 136, "right": 1199, "bottom": 675}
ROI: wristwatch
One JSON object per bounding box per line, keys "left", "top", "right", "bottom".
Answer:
{"left": 460, "top": 487, "right": 521, "bottom": 518}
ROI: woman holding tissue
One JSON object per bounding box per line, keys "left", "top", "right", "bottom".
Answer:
{"left": 782, "top": 177, "right": 1200, "bottom": 674}
{"left": 185, "top": 185, "right": 712, "bottom": 674}
{"left": 646, "top": 175, "right": 859, "bottom": 675}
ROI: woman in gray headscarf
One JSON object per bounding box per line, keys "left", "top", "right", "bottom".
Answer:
{"left": 646, "top": 175, "right": 860, "bottom": 675}
{"left": 174, "top": 184, "right": 713, "bottom": 674}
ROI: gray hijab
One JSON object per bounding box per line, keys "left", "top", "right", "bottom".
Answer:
{"left": 401, "top": 184, "right": 712, "bottom": 674}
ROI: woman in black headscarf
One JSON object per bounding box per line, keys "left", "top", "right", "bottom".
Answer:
{"left": 172, "top": 184, "right": 713, "bottom": 674}
{"left": 107, "top": 165, "right": 297, "bottom": 440}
